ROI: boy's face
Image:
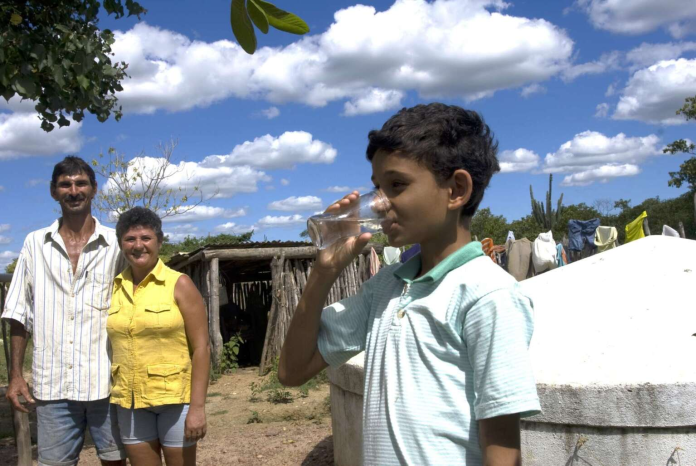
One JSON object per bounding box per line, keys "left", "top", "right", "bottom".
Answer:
{"left": 371, "top": 150, "right": 454, "bottom": 248}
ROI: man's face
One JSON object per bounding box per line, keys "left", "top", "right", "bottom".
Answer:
{"left": 50, "top": 172, "right": 96, "bottom": 215}
{"left": 371, "top": 150, "right": 452, "bottom": 248}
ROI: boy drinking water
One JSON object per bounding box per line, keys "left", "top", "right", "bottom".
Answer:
{"left": 279, "top": 103, "right": 540, "bottom": 465}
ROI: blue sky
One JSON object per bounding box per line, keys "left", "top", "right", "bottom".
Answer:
{"left": 1, "top": 0, "right": 696, "bottom": 268}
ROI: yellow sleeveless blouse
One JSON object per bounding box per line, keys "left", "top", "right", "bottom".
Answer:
{"left": 107, "top": 259, "right": 191, "bottom": 409}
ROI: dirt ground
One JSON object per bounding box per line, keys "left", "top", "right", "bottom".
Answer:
{"left": 0, "top": 367, "right": 334, "bottom": 465}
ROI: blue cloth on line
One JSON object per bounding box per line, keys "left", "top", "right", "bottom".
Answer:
{"left": 567, "top": 218, "right": 600, "bottom": 252}
{"left": 400, "top": 244, "right": 421, "bottom": 263}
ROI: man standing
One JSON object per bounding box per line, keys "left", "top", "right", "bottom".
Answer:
{"left": 3, "top": 156, "right": 127, "bottom": 466}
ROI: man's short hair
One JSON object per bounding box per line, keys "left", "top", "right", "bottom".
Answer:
{"left": 116, "top": 207, "right": 165, "bottom": 245}
{"left": 366, "top": 103, "right": 500, "bottom": 217}
{"left": 51, "top": 156, "right": 97, "bottom": 188}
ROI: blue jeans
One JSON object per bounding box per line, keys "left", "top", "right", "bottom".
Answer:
{"left": 36, "top": 398, "right": 126, "bottom": 466}
{"left": 116, "top": 403, "right": 195, "bottom": 448}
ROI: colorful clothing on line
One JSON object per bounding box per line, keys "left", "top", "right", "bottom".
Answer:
{"left": 662, "top": 225, "right": 680, "bottom": 237}
{"left": 567, "top": 218, "right": 600, "bottom": 252}
{"left": 625, "top": 211, "right": 648, "bottom": 243}
{"left": 594, "top": 226, "right": 618, "bottom": 252}
{"left": 505, "top": 238, "right": 535, "bottom": 281}
{"left": 556, "top": 243, "right": 567, "bottom": 267}
{"left": 1, "top": 218, "right": 125, "bottom": 401}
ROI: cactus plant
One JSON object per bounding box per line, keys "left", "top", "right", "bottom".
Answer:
{"left": 530, "top": 174, "right": 564, "bottom": 230}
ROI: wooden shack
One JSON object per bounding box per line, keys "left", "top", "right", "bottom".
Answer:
{"left": 167, "top": 241, "right": 383, "bottom": 375}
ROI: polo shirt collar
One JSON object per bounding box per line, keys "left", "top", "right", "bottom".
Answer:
{"left": 393, "top": 241, "right": 484, "bottom": 283}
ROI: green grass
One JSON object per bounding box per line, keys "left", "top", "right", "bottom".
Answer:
{"left": 207, "top": 391, "right": 223, "bottom": 397}
{"left": 210, "top": 410, "right": 228, "bottom": 416}
{"left": 0, "top": 338, "right": 33, "bottom": 386}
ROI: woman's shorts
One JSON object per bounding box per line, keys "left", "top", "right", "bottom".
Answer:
{"left": 116, "top": 403, "right": 196, "bottom": 448}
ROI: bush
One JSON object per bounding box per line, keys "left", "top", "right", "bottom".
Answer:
{"left": 221, "top": 332, "right": 244, "bottom": 374}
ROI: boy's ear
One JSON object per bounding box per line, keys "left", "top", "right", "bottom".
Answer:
{"left": 448, "top": 169, "right": 473, "bottom": 211}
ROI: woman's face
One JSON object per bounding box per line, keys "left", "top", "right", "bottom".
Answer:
{"left": 120, "top": 225, "right": 162, "bottom": 271}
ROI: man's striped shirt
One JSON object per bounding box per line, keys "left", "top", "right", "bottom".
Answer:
{"left": 2, "top": 218, "right": 125, "bottom": 401}
{"left": 318, "top": 242, "right": 541, "bottom": 465}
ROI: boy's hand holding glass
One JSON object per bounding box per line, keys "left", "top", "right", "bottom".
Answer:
{"left": 308, "top": 190, "right": 390, "bottom": 273}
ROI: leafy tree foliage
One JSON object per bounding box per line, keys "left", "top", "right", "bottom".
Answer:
{"left": 664, "top": 95, "right": 696, "bottom": 191}
{"left": 470, "top": 208, "right": 509, "bottom": 244}
{"left": 5, "top": 257, "right": 17, "bottom": 274}
{"left": 0, "top": 0, "right": 146, "bottom": 131}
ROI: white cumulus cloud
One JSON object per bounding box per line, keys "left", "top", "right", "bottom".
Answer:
{"left": 268, "top": 196, "right": 322, "bottom": 212}
{"left": 324, "top": 185, "right": 370, "bottom": 193}
{"left": 343, "top": 89, "right": 404, "bottom": 116}
{"left": 613, "top": 58, "right": 696, "bottom": 124}
{"left": 544, "top": 131, "right": 661, "bottom": 173}
{"left": 0, "top": 113, "right": 83, "bottom": 159}
{"left": 257, "top": 215, "right": 306, "bottom": 227}
{"left": 164, "top": 224, "right": 199, "bottom": 242}
{"left": 0, "top": 236, "right": 11, "bottom": 245}
{"left": 260, "top": 107, "right": 280, "bottom": 119}
{"left": 214, "top": 222, "right": 256, "bottom": 234}
{"left": 595, "top": 103, "right": 610, "bottom": 118}
{"left": 0, "top": 224, "right": 9, "bottom": 233}
{"left": 202, "top": 131, "right": 337, "bottom": 170}
{"left": 161, "top": 206, "right": 247, "bottom": 223}
{"left": 562, "top": 51, "right": 621, "bottom": 81}
{"left": 280, "top": 178, "right": 290, "bottom": 186}
{"left": 577, "top": 0, "right": 696, "bottom": 38}
{"left": 498, "top": 149, "right": 540, "bottom": 173}
{"left": 520, "top": 84, "right": 546, "bottom": 98}
{"left": 560, "top": 164, "right": 641, "bottom": 186}
{"left": 625, "top": 41, "right": 696, "bottom": 71}
{"left": 111, "top": 1, "right": 574, "bottom": 115}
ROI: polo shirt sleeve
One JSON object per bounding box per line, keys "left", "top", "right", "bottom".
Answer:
{"left": 463, "top": 287, "right": 541, "bottom": 420}
{"left": 317, "top": 272, "right": 375, "bottom": 367}
{"left": 2, "top": 240, "right": 34, "bottom": 332}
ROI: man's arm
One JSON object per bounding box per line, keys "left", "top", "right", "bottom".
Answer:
{"left": 7, "top": 320, "right": 35, "bottom": 412}
{"left": 479, "top": 414, "right": 521, "bottom": 466}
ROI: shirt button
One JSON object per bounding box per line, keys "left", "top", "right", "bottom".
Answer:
{"left": 397, "top": 309, "right": 406, "bottom": 319}
{"left": 70, "top": 316, "right": 74, "bottom": 321}
{"left": 67, "top": 364, "right": 72, "bottom": 369}
{"left": 69, "top": 340, "right": 73, "bottom": 344}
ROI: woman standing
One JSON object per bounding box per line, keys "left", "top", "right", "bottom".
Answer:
{"left": 108, "top": 207, "right": 210, "bottom": 466}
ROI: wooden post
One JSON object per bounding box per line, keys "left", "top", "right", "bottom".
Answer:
{"left": 260, "top": 254, "right": 285, "bottom": 375}
{"left": 209, "top": 258, "right": 223, "bottom": 373}
{"left": 1, "top": 282, "right": 32, "bottom": 466}
{"left": 679, "top": 221, "right": 687, "bottom": 239}
{"left": 642, "top": 217, "right": 651, "bottom": 236}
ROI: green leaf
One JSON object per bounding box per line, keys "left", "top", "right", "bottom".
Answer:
{"left": 232, "top": 346, "right": 239, "bottom": 355}
{"left": 30, "top": 44, "right": 46, "bottom": 62}
{"left": 231, "top": 0, "right": 257, "bottom": 54}
{"left": 76, "top": 75, "right": 90, "bottom": 89}
{"left": 53, "top": 67, "right": 66, "bottom": 87}
{"left": 254, "top": 0, "right": 309, "bottom": 35}
{"left": 10, "top": 13, "right": 22, "bottom": 26}
{"left": 248, "top": 0, "right": 269, "bottom": 34}
{"left": 14, "top": 76, "right": 36, "bottom": 96}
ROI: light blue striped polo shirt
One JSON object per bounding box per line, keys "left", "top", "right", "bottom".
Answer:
{"left": 318, "top": 241, "right": 540, "bottom": 465}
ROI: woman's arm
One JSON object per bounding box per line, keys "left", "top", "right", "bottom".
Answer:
{"left": 175, "top": 274, "right": 211, "bottom": 441}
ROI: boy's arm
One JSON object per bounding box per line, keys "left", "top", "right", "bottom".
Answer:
{"left": 277, "top": 269, "right": 336, "bottom": 386}
{"left": 479, "top": 414, "right": 521, "bottom": 466}
{"left": 278, "top": 191, "right": 371, "bottom": 387}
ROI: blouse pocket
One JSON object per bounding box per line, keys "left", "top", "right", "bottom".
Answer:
{"left": 144, "top": 304, "right": 173, "bottom": 329}
{"left": 142, "top": 364, "right": 185, "bottom": 400}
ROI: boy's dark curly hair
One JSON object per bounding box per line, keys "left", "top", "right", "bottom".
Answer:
{"left": 366, "top": 103, "right": 500, "bottom": 218}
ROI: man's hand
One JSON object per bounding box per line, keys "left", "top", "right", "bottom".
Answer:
{"left": 479, "top": 414, "right": 521, "bottom": 466}
{"left": 6, "top": 375, "right": 34, "bottom": 413}
{"left": 184, "top": 406, "right": 206, "bottom": 442}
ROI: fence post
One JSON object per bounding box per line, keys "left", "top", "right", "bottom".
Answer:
{"left": 1, "top": 279, "right": 32, "bottom": 466}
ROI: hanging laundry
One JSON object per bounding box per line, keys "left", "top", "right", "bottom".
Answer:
{"left": 383, "top": 246, "right": 401, "bottom": 265}
{"left": 662, "top": 225, "right": 680, "bottom": 237}
{"left": 567, "top": 218, "right": 600, "bottom": 252}
{"left": 481, "top": 238, "right": 495, "bottom": 262}
{"left": 532, "top": 231, "right": 557, "bottom": 273}
{"left": 505, "top": 238, "right": 535, "bottom": 281}
{"left": 506, "top": 231, "right": 515, "bottom": 242}
{"left": 370, "top": 247, "right": 380, "bottom": 276}
{"left": 625, "top": 211, "right": 648, "bottom": 243}
{"left": 555, "top": 243, "right": 567, "bottom": 267}
{"left": 594, "top": 226, "right": 618, "bottom": 252}
{"left": 400, "top": 244, "right": 421, "bottom": 263}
